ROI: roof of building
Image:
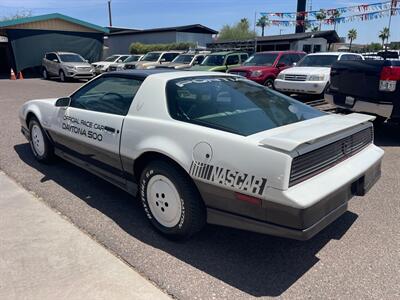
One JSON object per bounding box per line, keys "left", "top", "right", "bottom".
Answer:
{"left": 0, "top": 13, "right": 108, "bottom": 33}
{"left": 211, "top": 30, "right": 340, "bottom": 45}
{"left": 107, "top": 24, "right": 218, "bottom": 36}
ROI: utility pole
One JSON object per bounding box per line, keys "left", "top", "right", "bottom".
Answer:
{"left": 108, "top": 0, "right": 112, "bottom": 27}
{"left": 254, "top": 11, "right": 258, "bottom": 53}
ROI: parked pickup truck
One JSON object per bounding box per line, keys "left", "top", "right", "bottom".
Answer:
{"left": 326, "top": 60, "right": 400, "bottom": 122}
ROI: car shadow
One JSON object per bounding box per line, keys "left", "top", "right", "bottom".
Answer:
{"left": 14, "top": 143, "right": 358, "bottom": 297}
{"left": 374, "top": 122, "right": 400, "bottom": 147}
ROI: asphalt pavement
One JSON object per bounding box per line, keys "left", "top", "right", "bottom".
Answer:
{"left": 0, "top": 78, "right": 399, "bottom": 300}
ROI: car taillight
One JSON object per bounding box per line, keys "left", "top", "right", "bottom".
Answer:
{"left": 379, "top": 66, "right": 400, "bottom": 92}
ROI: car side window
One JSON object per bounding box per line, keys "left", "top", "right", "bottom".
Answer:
{"left": 70, "top": 76, "right": 143, "bottom": 116}
{"left": 340, "top": 54, "right": 362, "bottom": 61}
{"left": 290, "top": 54, "right": 302, "bottom": 63}
{"left": 118, "top": 56, "right": 130, "bottom": 62}
{"left": 47, "top": 53, "right": 58, "bottom": 61}
{"left": 226, "top": 55, "right": 240, "bottom": 65}
{"left": 278, "top": 54, "right": 292, "bottom": 66}
{"left": 195, "top": 55, "right": 205, "bottom": 64}
{"left": 240, "top": 54, "right": 248, "bottom": 62}
{"left": 162, "top": 53, "right": 179, "bottom": 62}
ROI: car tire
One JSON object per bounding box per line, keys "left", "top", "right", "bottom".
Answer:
{"left": 42, "top": 68, "right": 49, "bottom": 80}
{"left": 264, "top": 78, "right": 275, "bottom": 89}
{"left": 139, "top": 160, "right": 206, "bottom": 240}
{"left": 28, "top": 117, "right": 54, "bottom": 163}
{"left": 59, "top": 70, "right": 67, "bottom": 82}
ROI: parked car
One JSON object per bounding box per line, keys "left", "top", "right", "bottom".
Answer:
{"left": 19, "top": 70, "right": 383, "bottom": 240}
{"left": 274, "top": 52, "right": 364, "bottom": 96}
{"left": 190, "top": 51, "right": 249, "bottom": 72}
{"left": 108, "top": 55, "right": 144, "bottom": 72}
{"left": 42, "top": 52, "right": 95, "bottom": 82}
{"left": 228, "top": 51, "right": 305, "bottom": 88}
{"left": 125, "top": 51, "right": 182, "bottom": 70}
{"left": 92, "top": 54, "right": 132, "bottom": 74}
{"left": 157, "top": 52, "right": 208, "bottom": 69}
{"left": 326, "top": 59, "right": 400, "bottom": 122}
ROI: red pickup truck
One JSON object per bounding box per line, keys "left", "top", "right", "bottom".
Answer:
{"left": 228, "top": 51, "right": 306, "bottom": 88}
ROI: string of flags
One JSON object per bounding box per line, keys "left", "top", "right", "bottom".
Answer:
{"left": 259, "top": 1, "right": 399, "bottom": 27}
{"left": 260, "top": 1, "right": 396, "bottom": 18}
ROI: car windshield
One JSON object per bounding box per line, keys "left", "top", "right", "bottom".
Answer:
{"left": 142, "top": 52, "right": 161, "bottom": 62}
{"left": 172, "top": 54, "right": 194, "bottom": 64}
{"left": 201, "top": 55, "right": 225, "bottom": 66}
{"left": 244, "top": 53, "right": 278, "bottom": 66}
{"left": 104, "top": 55, "right": 120, "bottom": 62}
{"left": 59, "top": 54, "right": 85, "bottom": 63}
{"left": 166, "top": 76, "right": 324, "bottom": 136}
{"left": 124, "top": 55, "right": 141, "bottom": 63}
{"left": 297, "top": 55, "right": 339, "bottom": 67}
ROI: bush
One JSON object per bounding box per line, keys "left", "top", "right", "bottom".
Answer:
{"left": 129, "top": 42, "right": 196, "bottom": 54}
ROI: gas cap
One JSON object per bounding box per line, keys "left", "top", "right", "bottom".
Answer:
{"left": 192, "top": 142, "right": 213, "bottom": 164}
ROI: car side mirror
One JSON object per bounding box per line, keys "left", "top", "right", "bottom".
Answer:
{"left": 85, "top": 59, "right": 89, "bottom": 63}
{"left": 160, "top": 58, "right": 166, "bottom": 63}
{"left": 117, "top": 59, "right": 123, "bottom": 63}
{"left": 277, "top": 63, "right": 286, "bottom": 68}
{"left": 292, "top": 62, "right": 297, "bottom": 66}
{"left": 55, "top": 97, "right": 71, "bottom": 107}
{"left": 53, "top": 59, "right": 59, "bottom": 63}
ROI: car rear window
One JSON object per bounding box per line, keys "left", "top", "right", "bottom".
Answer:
{"left": 166, "top": 76, "right": 324, "bottom": 136}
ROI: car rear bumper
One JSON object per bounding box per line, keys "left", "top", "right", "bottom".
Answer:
{"left": 275, "top": 79, "right": 327, "bottom": 94}
{"left": 197, "top": 145, "right": 383, "bottom": 240}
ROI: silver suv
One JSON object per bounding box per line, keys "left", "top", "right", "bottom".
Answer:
{"left": 42, "top": 52, "right": 95, "bottom": 82}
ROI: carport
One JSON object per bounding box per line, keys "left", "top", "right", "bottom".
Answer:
{"left": 0, "top": 13, "right": 108, "bottom": 77}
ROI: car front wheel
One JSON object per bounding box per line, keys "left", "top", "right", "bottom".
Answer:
{"left": 264, "top": 78, "right": 275, "bottom": 89}
{"left": 42, "top": 68, "right": 48, "bottom": 80}
{"left": 29, "top": 117, "right": 54, "bottom": 163}
{"left": 139, "top": 160, "right": 206, "bottom": 240}
{"left": 59, "top": 70, "right": 67, "bottom": 82}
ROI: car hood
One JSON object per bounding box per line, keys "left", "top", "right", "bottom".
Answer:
{"left": 229, "top": 65, "right": 275, "bottom": 72}
{"left": 63, "top": 62, "right": 92, "bottom": 68}
{"left": 281, "top": 66, "right": 331, "bottom": 75}
{"left": 250, "top": 113, "right": 375, "bottom": 153}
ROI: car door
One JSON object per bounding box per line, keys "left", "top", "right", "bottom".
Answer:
{"left": 49, "top": 75, "right": 143, "bottom": 184}
{"left": 276, "top": 54, "right": 293, "bottom": 71}
{"left": 47, "top": 53, "right": 59, "bottom": 75}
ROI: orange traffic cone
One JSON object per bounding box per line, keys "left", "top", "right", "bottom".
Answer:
{"left": 10, "top": 68, "right": 16, "bottom": 80}
{"left": 17, "top": 71, "right": 24, "bottom": 79}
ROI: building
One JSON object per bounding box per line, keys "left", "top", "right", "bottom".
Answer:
{"left": 105, "top": 24, "right": 218, "bottom": 56}
{"left": 207, "top": 31, "right": 340, "bottom": 54}
{"left": 0, "top": 13, "right": 108, "bottom": 76}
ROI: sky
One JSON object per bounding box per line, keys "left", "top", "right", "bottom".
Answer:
{"left": 0, "top": 0, "right": 399, "bottom": 44}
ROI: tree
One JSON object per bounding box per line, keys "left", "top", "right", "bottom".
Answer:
{"left": 347, "top": 29, "right": 357, "bottom": 51}
{"left": 379, "top": 27, "right": 390, "bottom": 48}
{"left": 316, "top": 9, "right": 327, "bottom": 31}
{"left": 218, "top": 18, "right": 256, "bottom": 41}
{"left": 330, "top": 9, "right": 341, "bottom": 31}
{"left": 256, "top": 15, "right": 269, "bottom": 37}
{"left": 0, "top": 10, "right": 32, "bottom": 21}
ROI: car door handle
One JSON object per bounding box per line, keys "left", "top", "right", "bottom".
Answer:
{"left": 104, "top": 126, "right": 116, "bottom": 133}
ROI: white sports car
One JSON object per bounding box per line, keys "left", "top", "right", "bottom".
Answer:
{"left": 19, "top": 70, "right": 383, "bottom": 240}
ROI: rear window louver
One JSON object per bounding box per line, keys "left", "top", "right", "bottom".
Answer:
{"left": 289, "top": 127, "right": 373, "bottom": 187}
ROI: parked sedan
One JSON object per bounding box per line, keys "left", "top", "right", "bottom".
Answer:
{"left": 157, "top": 53, "right": 207, "bottom": 69}
{"left": 19, "top": 70, "right": 383, "bottom": 240}
{"left": 92, "top": 54, "right": 131, "bottom": 74}
{"left": 228, "top": 51, "right": 305, "bottom": 88}
{"left": 190, "top": 51, "right": 248, "bottom": 72}
{"left": 108, "top": 55, "right": 144, "bottom": 72}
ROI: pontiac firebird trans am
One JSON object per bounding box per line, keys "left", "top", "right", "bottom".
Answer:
{"left": 19, "top": 70, "right": 383, "bottom": 240}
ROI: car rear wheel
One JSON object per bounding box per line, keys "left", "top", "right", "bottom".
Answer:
{"left": 139, "top": 160, "right": 206, "bottom": 240}
{"left": 29, "top": 118, "right": 54, "bottom": 163}
{"left": 264, "top": 78, "right": 275, "bottom": 89}
{"left": 42, "top": 68, "right": 48, "bottom": 80}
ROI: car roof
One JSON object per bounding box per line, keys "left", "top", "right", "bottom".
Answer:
{"left": 103, "top": 69, "right": 235, "bottom": 81}
{"left": 257, "top": 50, "right": 305, "bottom": 54}
{"left": 209, "top": 51, "right": 247, "bottom": 55}
{"left": 307, "top": 52, "right": 361, "bottom": 56}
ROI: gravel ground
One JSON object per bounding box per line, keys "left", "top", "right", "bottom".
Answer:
{"left": 0, "top": 78, "right": 399, "bottom": 300}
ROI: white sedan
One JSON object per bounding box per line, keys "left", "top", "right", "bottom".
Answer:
{"left": 274, "top": 52, "right": 364, "bottom": 95}
{"left": 19, "top": 70, "right": 383, "bottom": 240}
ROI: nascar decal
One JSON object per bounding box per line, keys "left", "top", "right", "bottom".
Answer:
{"left": 189, "top": 161, "right": 267, "bottom": 196}
{"left": 61, "top": 115, "right": 105, "bottom": 141}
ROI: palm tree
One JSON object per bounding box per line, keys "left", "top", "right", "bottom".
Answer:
{"left": 347, "top": 29, "right": 357, "bottom": 51}
{"left": 256, "top": 16, "right": 269, "bottom": 36}
{"left": 316, "top": 9, "right": 327, "bottom": 31}
{"left": 330, "top": 9, "right": 341, "bottom": 31}
{"left": 379, "top": 27, "right": 390, "bottom": 48}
